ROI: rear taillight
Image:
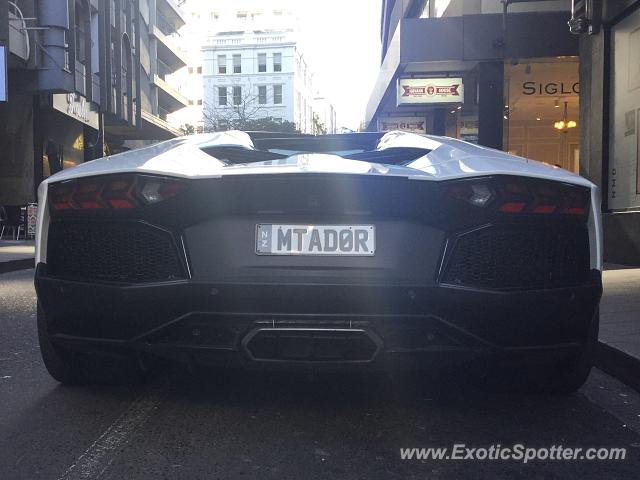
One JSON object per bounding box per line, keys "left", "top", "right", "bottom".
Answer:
{"left": 49, "top": 175, "right": 187, "bottom": 212}
{"left": 444, "top": 177, "right": 590, "bottom": 218}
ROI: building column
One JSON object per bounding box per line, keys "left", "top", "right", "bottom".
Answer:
{"left": 32, "top": 95, "right": 43, "bottom": 200}
{"left": 477, "top": 61, "right": 504, "bottom": 150}
{"left": 578, "top": 32, "right": 606, "bottom": 197}
{"left": 433, "top": 109, "right": 446, "bottom": 136}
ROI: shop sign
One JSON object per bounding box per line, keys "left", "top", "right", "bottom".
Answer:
{"left": 522, "top": 81, "right": 579, "bottom": 96}
{"left": 0, "top": 45, "right": 7, "bottom": 102}
{"left": 27, "top": 204, "right": 37, "bottom": 238}
{"left": 378, "top": 116, "right": 427, "bottom": 134}
{"left": 397, "top": 78, "right": 464, "bottom": 106}
{"left": 52, "top": 92, "right": 99, "bottom": 130}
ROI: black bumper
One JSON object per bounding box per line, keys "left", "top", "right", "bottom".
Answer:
{"left": 34, "top": 264, "right": 603, "bottom": 372}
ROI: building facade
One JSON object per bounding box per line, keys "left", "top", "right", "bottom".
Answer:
{"left": 576, "top": 0, "right": 640, "bottom": 264}
{"left": 167, "top": 0, "right": 336, "bottom": 134}
{"left": 0, "top": 0, "right": 186, "bottom": 206}
{"left": 366, "top": 0, "right": 580, "bottom": 171}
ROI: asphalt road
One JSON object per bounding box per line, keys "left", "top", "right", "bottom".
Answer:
{"left": 1, "top": 268, "right": 640, "bottom": 479}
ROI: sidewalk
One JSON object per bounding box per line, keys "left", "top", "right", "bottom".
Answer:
{"left": 0, "top": 240, "right": 35, "bottom": 274}
{"left": 597, "top": 265, "right": 640, "bottom": 391}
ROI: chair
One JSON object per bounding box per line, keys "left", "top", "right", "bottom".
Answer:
{"left": 1, "top": 205, "right": 26, "bottom": 240}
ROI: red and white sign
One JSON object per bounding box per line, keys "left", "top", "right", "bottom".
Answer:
{"left": 377, "top": 116, "right": 427, "bottom": 134}
{"left": 397, "top": 78, "right": 464, "bottom": 105}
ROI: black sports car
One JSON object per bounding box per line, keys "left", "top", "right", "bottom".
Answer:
{"left": 34, "top": 131, "right": 602, "bottom": 392}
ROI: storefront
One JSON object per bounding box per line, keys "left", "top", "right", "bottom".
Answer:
{"left": 377, "top": 77, "right": 465, "bottom": 138}
{"left": 35, "top": 92, "right": 100, "bottom": 187}
{"left": 366, "top": 9, "right": 580, "bottom": 161}
{"left": 371, "top": 57, "right": 581, "bottom": 176}
{"left": 579, "top": 0, "right": 640, "bottom": 264}
{"left": 608, "top": 7, "right": 640, "bottom": 212}
{"left": 504, "top": 58, "right": 580, "bottom": 172}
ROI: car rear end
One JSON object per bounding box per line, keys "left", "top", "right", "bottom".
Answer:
{"left": 34, "top": 151, "right": 602, "bottom": 383}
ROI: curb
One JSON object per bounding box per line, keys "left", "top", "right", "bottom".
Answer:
{"left": 0, "top": 258, "right": 35, "bottom": 275}
{"left": 596, "top": 341, "right": 640, "bottom": 393}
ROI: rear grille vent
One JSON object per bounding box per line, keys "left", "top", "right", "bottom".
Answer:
{"left": 442, "top": 226, "right": 590, "bottom": 290}
{"left": 47, "top": 221, "right": 185, "bottom": 283}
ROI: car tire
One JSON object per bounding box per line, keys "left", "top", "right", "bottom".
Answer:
{"left": 37, "top": 303, "right": 144, "bottom": 386}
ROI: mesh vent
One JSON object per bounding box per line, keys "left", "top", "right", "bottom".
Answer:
{"left": 442, "top": 226, "right": 590, "bottom": 290}
{"left": 47, "top": 221, "right": 185, "bottom": 283}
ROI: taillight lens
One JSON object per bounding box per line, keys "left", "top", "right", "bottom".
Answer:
{"left": 444, "top": 177, "right": 590, "bottom": 218}
{"left": 50, "top": 185, "right": 75, "bottom": 210}
{"left": 49, "top": 175, "right": 187, "bottom": 212}
{"left": 139, "top": 180, "right": 186, "bottom": 204}
{"left": 446, "top": 182, "right": 495, "bottom": 207}
{"left": 73, "top": 181, "right": 105, "bottom": 209}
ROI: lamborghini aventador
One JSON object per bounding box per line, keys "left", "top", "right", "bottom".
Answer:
{"left": 34, "top": 131, "right": 602, "bottom": 392}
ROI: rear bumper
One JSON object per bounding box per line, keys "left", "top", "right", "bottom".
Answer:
{"left": 34, "top": 264, "right": 602, "bottom": 372}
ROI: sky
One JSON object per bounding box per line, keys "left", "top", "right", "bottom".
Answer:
{"left": 293, "top": 0, "right": 383, "bottom": 130}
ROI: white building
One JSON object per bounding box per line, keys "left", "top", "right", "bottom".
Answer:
{"left": 313, "top": 96, "right": 338, "bottom": 135}
{"left": 167, "top": 0, "right": 336, "bottom": 134}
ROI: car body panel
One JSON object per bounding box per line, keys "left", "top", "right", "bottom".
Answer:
{"left": 36, "top": 130, "right": 602, "bottom": 269}
{"left": 34, "top": 131, "right": 603, "bottom": 374}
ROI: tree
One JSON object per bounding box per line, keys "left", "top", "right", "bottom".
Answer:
{"left": 312, "top": 113, "right": 327, "bottom": 135}
{"left": 202, "top": 81, "right": 299, "bottom": 133}
{"left": 180, "top": 123, "right": 195, "bottom": 135}
{"left": 242, "top": 117, "right": 299, "bottom": 133}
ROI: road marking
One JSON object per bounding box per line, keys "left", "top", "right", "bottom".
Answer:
{"left": 57, "top": 379, "right": 170, "bottom": 480}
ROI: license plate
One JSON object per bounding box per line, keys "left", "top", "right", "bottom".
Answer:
{"left": 256, "top": 224, "right": 375, "bottom": 256}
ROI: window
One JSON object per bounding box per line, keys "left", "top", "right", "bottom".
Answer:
{"left": 218, "top": 55, "right": 226, "bottom": 74}
{"left": 218, "top": 86, "right": 227, "bottom": 106}
{"left": 237, "top": 11, "right": 247, "bottom": 19}
{"left": 274, "top": 10, "right": 283, "bottom": 16}
{"left": 233, "top": 86, "right": 242, "bottom": 105}
{"left": 188, "top": 67, "right": 194, "bottom": 74}
{"left": 273, "top": 53, "right": 282, "bottom": 72}
{"left": 197, "top": 66, "right": 202, "bottom": 74}
{"left": 258, "top": 86, "right": 267, "bottom": 104}
{"left": 188, "top": 99, "right": 194, "bottom": 105}
{"left": 233, "top": 54, "right": 241, "bottom": 73}
{"left": 75, "top": 3, "right": 86, "bottom": 63}
{"left": 211, "top": 11, "right": 219, "bottom": 20}
{"left": 610, "top": 10, "right": 640, "bottom": 209}
{"left": 258, "top": 53, "right": 267, "bottom": 72}
{"left": 197, "top": 99, "right": 203, "bottom": 106}
{"left": 273, "top": 85, "right": 282, "bottom": 104}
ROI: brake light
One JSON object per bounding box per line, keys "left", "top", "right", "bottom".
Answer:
{"left": 51, "top": 185, "right": 74, "bottom": 210}
{"left": 499, "top": 202, "right": 525, "bottom": 213}
{"left": 444, "top": 177, "right": 589, "bottom": 218}
{"left": 74, "top": 182, "right": 104, "bottom": 209}
{"left": 532, "top": 205, "right": 556, "bottom": 214}
{"left": 109, "top": 199, "right": 136, "bottom": 209}
{"left": 49, "top": 175, "right": 187, "bottom": 212}
{"left": 559, "top": 189, "right": 589, "bottom": 216}
{"left": 563, "top": 207, "right": 586, "bottom": 215}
